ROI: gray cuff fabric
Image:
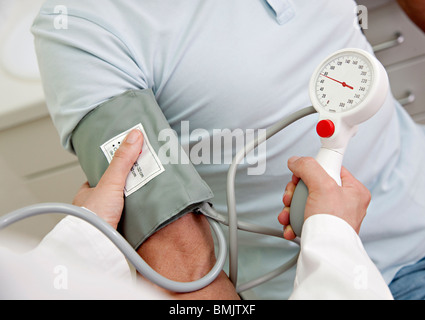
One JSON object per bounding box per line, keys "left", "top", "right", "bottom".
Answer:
{"left": 71, "top": 89, "right": 214, "bottom": 249}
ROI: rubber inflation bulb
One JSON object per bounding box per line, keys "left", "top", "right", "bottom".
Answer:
{"left": 289, "top": 180, "right": 309, "bottom": 237}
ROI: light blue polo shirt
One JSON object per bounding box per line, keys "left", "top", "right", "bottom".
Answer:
{"left": 32, "top": 0, "right": 425, "bottom": 299}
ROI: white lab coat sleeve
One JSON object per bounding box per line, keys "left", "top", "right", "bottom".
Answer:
{"left": 34, "top": 213, "right": 132, "bottom": 280}
{"left": 11, "top": 213, "right": 169, "bottom": 299}
{"left": 290, "top": 214, "right": 394, "bottom": 300}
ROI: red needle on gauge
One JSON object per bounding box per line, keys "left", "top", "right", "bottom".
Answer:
{"left": 321, "top": 74, "right": 354, "bottom": 90}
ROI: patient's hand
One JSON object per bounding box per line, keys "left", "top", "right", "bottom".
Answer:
{"left": 72, "top": 129, "right": 144, "bottom": 229}
{"left": 397, "top": 0, "right": 425, "bottom": 32}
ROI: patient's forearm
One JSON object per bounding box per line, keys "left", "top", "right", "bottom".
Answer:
{"left": 137, "top": 213, "right": 240, "bottom": 300}
{"left": 398, "top": 0, "right": 425, "bottom": 32}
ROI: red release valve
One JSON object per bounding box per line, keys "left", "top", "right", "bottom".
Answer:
{"left": 316, "top": 120, "right": 335, "bottom": 138}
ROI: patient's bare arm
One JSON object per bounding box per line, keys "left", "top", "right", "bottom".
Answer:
{"left": 137, "top": 213, "right": 240, "bottom": 300}
{"left": 398, "top": 0, "right": 425, "bottom": 32}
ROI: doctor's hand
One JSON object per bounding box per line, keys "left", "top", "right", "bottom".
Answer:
{"left": 72, "top": 129, "right": 144, "bottom": 230}
{"left": 278, "top": 156, "right": 371, "bottom": 240}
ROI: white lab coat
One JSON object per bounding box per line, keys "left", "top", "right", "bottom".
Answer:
{"left": 0, "top": 213, "right": 393, "bottom": 300}
{"left": 291, "top": 215, "right": 393, "bottom": 300}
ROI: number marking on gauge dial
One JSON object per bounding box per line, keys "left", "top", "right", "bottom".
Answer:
{"left": 315, "top": 54, "right": 373, "bottom": 113}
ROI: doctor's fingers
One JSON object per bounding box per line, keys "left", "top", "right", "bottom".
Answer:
{"left": 283, "top": 179, "right": 297, "bottom": 208}
{"left": 97, "top": 129, "right": 144, "bottom": 191}
{"left": 287, "top": 156, "right": 337, "bottom": 192}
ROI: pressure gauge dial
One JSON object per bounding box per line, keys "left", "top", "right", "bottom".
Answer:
{"left": 314, "top": 53, "right": 373, "bottom": 113}
{"left": 309, "top": 48, "right": 388, "bottom": 127}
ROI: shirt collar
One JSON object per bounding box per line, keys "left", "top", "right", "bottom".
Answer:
{"left": 265, "top": 0, "right": 296, "bottom": 25}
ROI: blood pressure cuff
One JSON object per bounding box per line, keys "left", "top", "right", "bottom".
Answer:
{"left": 71, "top": 89, "right": 214, "bottom": 249}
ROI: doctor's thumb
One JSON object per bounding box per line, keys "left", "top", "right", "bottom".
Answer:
{"left": 99, "top": 129, "right": 144, "bottom": 190}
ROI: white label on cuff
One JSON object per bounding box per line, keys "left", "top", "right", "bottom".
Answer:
{"left": 100, "top": 123, "right": 165, "bottom": 197}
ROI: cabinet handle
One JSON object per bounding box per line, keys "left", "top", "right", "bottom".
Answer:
{"left": 397, "top": 91, "right": 416, "bottom": 106}
{"left": 372, "top": 32, "right": 405, "bottom": 53}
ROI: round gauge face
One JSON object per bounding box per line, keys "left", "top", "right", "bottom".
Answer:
{"left": 314, "top": 52, "right": 374, "bottom": 113}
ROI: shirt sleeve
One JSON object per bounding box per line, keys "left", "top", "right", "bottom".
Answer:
{"left": 32, "top": 5, "right": 148, "bottom": 152}
{"left": 290, "top": 214, "right": 394, "bottom": 300}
